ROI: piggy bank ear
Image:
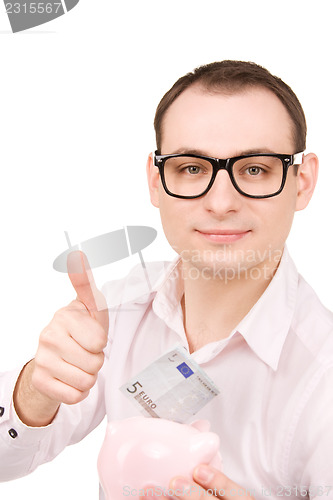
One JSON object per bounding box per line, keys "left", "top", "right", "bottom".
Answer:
{"left": 190, "top": 420, "right": 211, "bottom": 432}
{"left": 190, "top": 432, "right": 220, "bottom": 462}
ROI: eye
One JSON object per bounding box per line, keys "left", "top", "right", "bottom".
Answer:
{"left": 246, "top": 165, "right": 263, "bottom": 176}
{"left": 177, "top": 162, "right": 208, "bottom": 175}
{"left": 237, "top": 163, "right": 269, "bottom": 177}
{"left": 186, "top": 165, "right": 202, "bottom": 175}
{"left": 166, "top": 156, "right": 212, "bottom": 177}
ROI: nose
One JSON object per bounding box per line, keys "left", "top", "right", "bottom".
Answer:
{"left": 202, "top": 169, "right": 243, "bottom": 215}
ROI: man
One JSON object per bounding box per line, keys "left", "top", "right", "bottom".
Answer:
{"left": 0, "top": 61, "right": 332, "bottom": 499}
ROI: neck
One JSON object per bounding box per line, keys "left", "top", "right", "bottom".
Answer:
{"left": 180, "top": 252, "right": 282, "bottom": 353}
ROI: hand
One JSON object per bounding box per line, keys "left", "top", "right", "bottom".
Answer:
{"left": 139, "top": 465, "right": 255, "bottom": 500}
{"left": 14, "top": 251, "right": 109, "bottom": 426}
{"left": 169, "top": 465, "right": 255, "bottom": 500}
{"left": 32, "top": 250, "right": 109, "bottom": 405}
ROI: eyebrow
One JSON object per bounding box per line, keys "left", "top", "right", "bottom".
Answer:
{"left": 168, "top": 147, "right": 280, "bottom": 157}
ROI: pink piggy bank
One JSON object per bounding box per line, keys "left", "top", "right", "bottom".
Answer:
{"left": 97, "top": 416, "right": 222, "bottom": 499}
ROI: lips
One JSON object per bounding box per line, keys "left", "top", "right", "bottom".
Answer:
{"left": 198, "top": 229, "right": 249, "bottom": 235}
{"left": 196, "top": 229, "right": 251, "bottom": 243}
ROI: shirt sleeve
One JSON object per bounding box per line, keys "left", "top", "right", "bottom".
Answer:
{"left": 0, "top": 359, "right": 107, "bottom": 482}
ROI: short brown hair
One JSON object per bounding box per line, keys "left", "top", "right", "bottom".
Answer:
{"left": 154, "top": 60, "right": 306, "bottom": 153}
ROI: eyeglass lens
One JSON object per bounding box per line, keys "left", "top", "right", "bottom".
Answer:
{"left": 162, "top": 156, "right": 284, "bottom": 197}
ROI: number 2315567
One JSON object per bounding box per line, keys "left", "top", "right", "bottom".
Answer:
{"left": 5, "top": 3, "right": 62, "bottom": 14}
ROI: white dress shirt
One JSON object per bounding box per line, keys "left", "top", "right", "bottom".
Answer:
{"left": 1, "top": 247, "right": 333, "bottom": 499}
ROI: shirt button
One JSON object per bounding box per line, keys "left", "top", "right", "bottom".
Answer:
{"left": 8, "top": 428, "right": 18, "bottom": 439}
{"left": 0, "top": 407, "right": 4, "bottom": 417}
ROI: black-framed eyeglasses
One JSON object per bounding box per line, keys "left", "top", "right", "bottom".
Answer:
{"left": 154, "top": 151, "right": 304, "bottom": 199}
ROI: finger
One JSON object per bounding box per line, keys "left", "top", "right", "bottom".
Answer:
{"left": 33, "top": 370, "right": 90, "bottom": 406}
{"left": 67, "top": 250, "right": 100, "bottom": 311}
{"left": 169, "top": 477, "right": 206, "bottom": 499}
{"left": 60, "top": 337, "right": 105, "bottom": 374}
{"left": 67, "top": 250, "right": 108, "bottom": 331}
{"left": 53, "top": 307, "right": 107, "bottom": 353}
{"left": 45, "top": 355, "right": 98, "bottom": 393}
{"left": 140, "top": 485, "right": 167, "bottom": 499}
{"left": 193, "top": 465, "right": 255, "bottom": 500}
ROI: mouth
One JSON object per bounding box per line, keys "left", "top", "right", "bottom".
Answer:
{"left": 195, "top": 229, "right": 251, "bottom": 243}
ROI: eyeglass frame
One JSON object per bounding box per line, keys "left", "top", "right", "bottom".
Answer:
{"left": 154, "top": 150, "right": 304, "bottom": 199}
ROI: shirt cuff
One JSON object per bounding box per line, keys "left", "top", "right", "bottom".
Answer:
{"left": 0, "top": 364, "right": 59, "bottom": 449}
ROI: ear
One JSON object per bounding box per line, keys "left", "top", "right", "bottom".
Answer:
{"left": 146, "top": 152, "right": 160, "bottom": 208}
{"left": 295, "top": 152, "right": 319, "bottom": 212}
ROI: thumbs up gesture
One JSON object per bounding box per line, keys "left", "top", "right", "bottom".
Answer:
{"left": 13, "top": 252, "right": 109, "bottom": 427}
{"left": 67, "top": 250, "right": 109, "bottom": 336}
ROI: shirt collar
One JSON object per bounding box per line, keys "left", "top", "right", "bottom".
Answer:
{"left": 234, "top": 246, "right": 298, "bottom": 371}
{"left": 151, "top": 258, "right": 186, "bottom": 339}
{"left": 152, "top": 246, "right": 299, "bottom": 371}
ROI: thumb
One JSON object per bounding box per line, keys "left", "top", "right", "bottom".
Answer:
{"left": 67, "top": 250, "right": 108, "bottom": 332}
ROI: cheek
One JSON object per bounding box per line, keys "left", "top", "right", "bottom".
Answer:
{"left": 158, "top": 193, "right": 193, "bottom": 252}
{"left": 258, "top": 194, "right": 296, "bottom": 248}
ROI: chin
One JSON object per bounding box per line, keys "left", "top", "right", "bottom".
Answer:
{"left": 180, "top": 250, "right": 249, "bottom": 278}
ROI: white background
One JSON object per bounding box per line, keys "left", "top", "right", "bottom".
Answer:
{"left": 0, "top": 0, "right": 332, "bottom": 498}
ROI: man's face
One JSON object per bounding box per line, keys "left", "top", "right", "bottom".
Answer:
{"left": 148, "top": 85, "right": 308, "bottom": 277}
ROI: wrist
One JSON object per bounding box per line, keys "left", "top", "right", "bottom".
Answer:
{"left": 13, "top": 359, "right": 60, "bottom": 427}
